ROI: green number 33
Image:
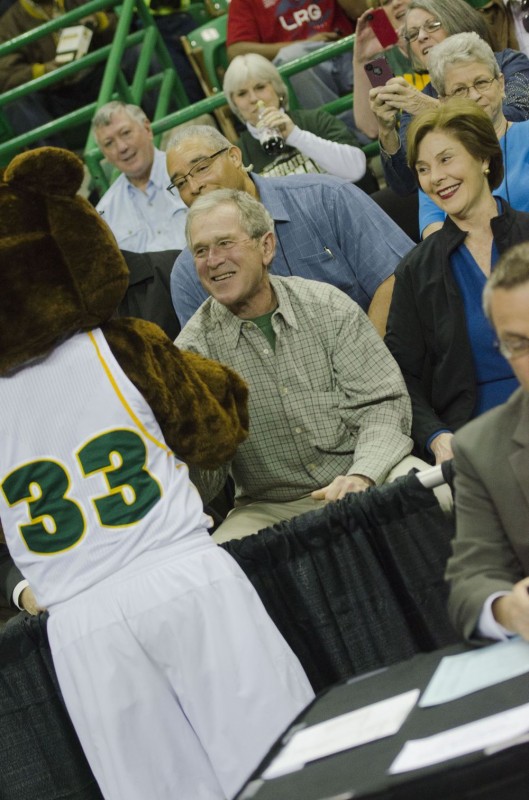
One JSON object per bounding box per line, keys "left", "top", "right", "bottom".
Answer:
{"left": 1, "top": 429, "right": 162, "bottom": 555}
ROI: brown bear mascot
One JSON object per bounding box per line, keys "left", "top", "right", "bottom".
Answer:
{"left": 0, "top": 148, "right": 312, "bottom": 800}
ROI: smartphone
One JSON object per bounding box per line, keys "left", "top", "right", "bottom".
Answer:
{"left": 365, "top": 8, "right": 399, "bottom": 48}
{"left": 364, "top": 56, "right": 394, "bottom": 88}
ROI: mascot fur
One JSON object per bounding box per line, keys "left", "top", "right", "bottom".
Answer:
{"left": 0, "top": 147, "right": 312, "bottom": 800}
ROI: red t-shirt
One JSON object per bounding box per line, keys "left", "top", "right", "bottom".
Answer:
{"left": 227, "top": 0, "right": 354, "bottom": 47}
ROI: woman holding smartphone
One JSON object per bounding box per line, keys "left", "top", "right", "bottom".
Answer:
{"left": 368, "top": 0, "right": 529, "bottom": 195}
{"left": 353, "top": 0, "right": 428, "bottom": 139}
{"left": 418, "top": 33, "right": 529, "bottom": 237}
{"left": 384, "top": 99, "right": 529, "bottom": 464}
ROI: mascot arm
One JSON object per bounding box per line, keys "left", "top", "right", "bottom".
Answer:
{"left": 102, "top": 318, "right": 249, "bottom": 470}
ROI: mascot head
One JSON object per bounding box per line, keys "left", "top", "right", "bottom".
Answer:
{"left": 0, "top": 147, "right": 128, "bottom": 374}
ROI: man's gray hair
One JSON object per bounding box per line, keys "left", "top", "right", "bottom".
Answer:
{"left": 483, "top": 242, "right": 529, "bottom": 321}
{"left": 428, "top": 32, "right": 500, "bottom": 96}
{"left": 167, "top": 124, "right": 231, "bottom": 154}
{"left": 185, "top": 188, "right": 274, "bottom": 249}
{"left": 223, "top": 54, "right": 290, "bottom": 121}
{"left": 92, "top": 101, "right": 147, "bottom": 130}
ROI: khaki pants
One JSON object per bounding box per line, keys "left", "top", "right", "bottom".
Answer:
{"left": 212, "top": 455, "right": 453, "bottom": 544}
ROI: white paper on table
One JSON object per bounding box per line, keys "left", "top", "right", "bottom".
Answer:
{"left": 389, "top": 700, "right": 529, "bottom": 774}
{"left": 262, "top": 688, "right": 420, "bottom": 781}
{"left": 419, "top": 637, "right": 529, "bottom": 707}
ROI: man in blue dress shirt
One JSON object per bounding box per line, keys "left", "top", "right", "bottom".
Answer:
{"left": 94, "top": 101, "right": 188, "bottom": 253}
{"left": 166, "top": 125, "right": 414, "bottom": 335}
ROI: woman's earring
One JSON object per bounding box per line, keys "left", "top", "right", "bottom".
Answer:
{"left": 484, "top": 167, "right": 491, "bottom": 175}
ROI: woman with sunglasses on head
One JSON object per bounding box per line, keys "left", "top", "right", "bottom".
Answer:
{"left": 419, "top": 33, "right": 529, "bottom": 238}
{"left": 368, "top": 0, "right": 529, "bottom": 195}
{"left": 384, "top": 99, "right": 529, "bottom": 465}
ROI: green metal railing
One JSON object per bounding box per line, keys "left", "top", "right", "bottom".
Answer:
{"left": 0, "top": 19, "right": 378, "bottom": 187}
{"left": 84, "top": 32, "right": 379, "bottom": 194}
{"left": 0, "top": 0, "right": 189, "bottom": 162}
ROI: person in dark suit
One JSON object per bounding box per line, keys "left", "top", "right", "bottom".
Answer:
{"left": 447, "top": 241, "right": 529, "bottom": 641}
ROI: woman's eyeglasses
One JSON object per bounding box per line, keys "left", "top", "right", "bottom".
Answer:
{"left": 445, "top": 77, "right": 497, "bottom": 99}
{"left": 404, "top": 19, "right": 442, "bottom": 43}
{"left": 495, "top": 335, "right": 529, "bottom": 361}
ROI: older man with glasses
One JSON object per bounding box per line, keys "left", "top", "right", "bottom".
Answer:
{"left": 166, "top": 124, "right": 414, "bottom": 336}
{"left": 447, "top": 241, "right": 529, "bottom": 644}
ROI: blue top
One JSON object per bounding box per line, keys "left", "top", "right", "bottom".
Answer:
{"left": 382, "top": 49, "right": 529, "bottom": 196}
{"left": 419, "top": 119, "right": 529, "bottom": 234}
{"left": 96, "top": 148, "right": 188, "bottom": 253}
{"left": 170, "top": 172, "right": 414, "bottom": 326}
{"left": 451, "top": 242, "right": 518, "bottom": 417}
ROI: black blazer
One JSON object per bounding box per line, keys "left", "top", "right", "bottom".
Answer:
{"left": 385, "top": 200, "right": 529, "bottom": 459}
{"left": 119, "top": 249, "right": 181, "bottom": 340}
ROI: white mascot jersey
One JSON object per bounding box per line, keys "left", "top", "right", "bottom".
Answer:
{"left": 0, "top": 328, "right": 210, "bottom": 608}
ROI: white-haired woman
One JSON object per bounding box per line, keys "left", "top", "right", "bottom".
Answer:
{"left": 419, "top": 32, "right": 529, "bottom": 237}
{"left": 223, "top": 53, "right": 379, "bottom": 193}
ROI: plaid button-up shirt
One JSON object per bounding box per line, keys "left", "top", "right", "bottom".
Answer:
{"left": 177, "top": 276, "right": 412, "bottom": 503}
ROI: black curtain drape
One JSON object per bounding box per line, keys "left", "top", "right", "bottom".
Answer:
{"left": 0, "top": 613, "right": 103, "bottom": 800}
{"left": 0, "top": 473, "right": 458, "bottom": 794}
{"left": 222, "top": 473, "right": 459, "bottom": 693}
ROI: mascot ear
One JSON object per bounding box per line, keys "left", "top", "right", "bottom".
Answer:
{"left": 3, "top": 146, "right": 84, "bottom": 197}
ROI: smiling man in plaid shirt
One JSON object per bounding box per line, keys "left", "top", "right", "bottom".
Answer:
{"left": 176, "top": 188, "right": 417, "bottom": 543}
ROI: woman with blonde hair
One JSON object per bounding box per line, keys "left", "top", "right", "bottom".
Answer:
{"left": 223, "top": 53, "right": 379, "bottom": 193}
{"left": 385, "top": 99, "right": 529, "bottom": 464}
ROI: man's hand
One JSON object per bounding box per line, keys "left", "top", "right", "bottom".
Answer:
{"left": 492, "top": 578, "right": 529, "bottom": 640}
{"left": 429, "top": 432, "right": 454, "bottom": 465}
{"left": 311, "top": 474, "right": 374, "bottom": 501}
{"left": 19, "top": 586, "right": 44, "bottom": 616}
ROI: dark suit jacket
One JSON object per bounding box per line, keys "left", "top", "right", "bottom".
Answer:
{"left": 447, "top": 388, "right": 529, "bottom": 639}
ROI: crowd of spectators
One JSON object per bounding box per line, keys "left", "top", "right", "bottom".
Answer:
{"left": 2, "top": 0, "right": 529, "bottom": 792}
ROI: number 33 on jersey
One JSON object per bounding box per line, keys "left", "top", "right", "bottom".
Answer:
{"left": 1, "top": 428, "right": 162, "bottom": 555}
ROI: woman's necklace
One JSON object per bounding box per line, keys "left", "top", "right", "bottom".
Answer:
{"left": 500, "top": 118, "right": 510, "bottom": 204}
